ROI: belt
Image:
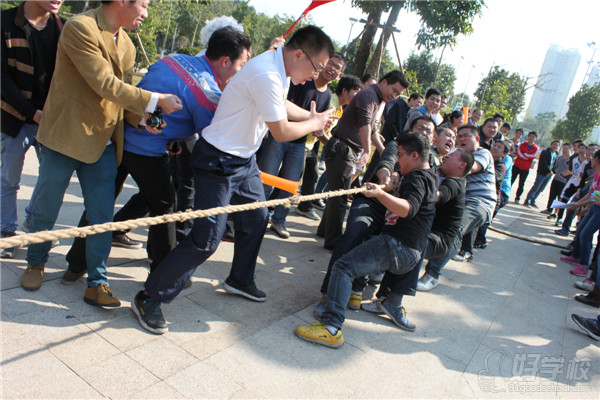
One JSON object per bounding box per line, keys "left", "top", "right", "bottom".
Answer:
{"left": 332, "top": 135, "right": 361, "bottom": 153}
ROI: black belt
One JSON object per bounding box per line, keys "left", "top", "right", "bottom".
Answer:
{"left": 332, "top": 135, "right": 361, "bottom": 153}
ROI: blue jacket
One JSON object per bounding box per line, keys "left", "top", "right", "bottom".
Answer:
{"left": 123, "top": 54, "right": 221, "bottom": 157}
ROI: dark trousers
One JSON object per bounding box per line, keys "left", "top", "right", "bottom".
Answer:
{"left": 546, "top": 179, "right": 566, "bottom": 211}
{"left": 476, "top": 191, "right": 509, "bottom": 244}
{"left": 169, "top": 143, "right": 195, "bottom": 242}
{"left": 511, "top": 165, "right": 530, "bottom": 201}
{"left": 320, "top": 195, "right": 386, "bottom": 294}
{"left": 144, "top": 138, "right": 269, "bottom": 304}
{"left": 67, "top": 151, "right": 177, "bottom": 273}
{"left": 298, "top": 146, "right": 318, "bottom": 212}
{"left": 316, "top": 138, "right": 358, "bottom": 249}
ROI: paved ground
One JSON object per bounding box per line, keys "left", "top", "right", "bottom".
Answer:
{"left": 1, "top": 151, "right": 599, "bottom": 399}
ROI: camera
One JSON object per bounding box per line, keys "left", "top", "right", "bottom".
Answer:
{"left": 146, "top": 106, "right": 163, "bottom": 130}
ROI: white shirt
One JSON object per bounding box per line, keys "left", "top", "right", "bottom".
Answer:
{"left": 201, "top": 47, "right": 289, "bottom": 158}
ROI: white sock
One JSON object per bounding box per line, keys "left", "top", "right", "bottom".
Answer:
{"left": 325, "top": 324, "right": 338, "bottom": 335}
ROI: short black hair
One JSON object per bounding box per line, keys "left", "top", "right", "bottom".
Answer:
{"left": 579, "top": 143, "right": 588, "bottom": 149}
{"left": 331, "top": 53, "right": 347, "bottom": 70}
{"left": 493, "top": 113, "right": 504, "bottom": 121}
{"left": 205, "top": 27, "right": 252, "bottom": 62}
{"left": 397, "top": 133, "right": 430, "bottom": 162}
{"left": 425, "top": 88, "right": 443, "bottom": 99}
{"left": 502, "top": 122, "right": 512, "bottom": 130}
{"left": 594, "top": 149, "right": 600, "bottom": 159}
{"left": 563, "top": 142, "right": 572, "bottom": 147}
{"left": 286, "top": 25, "right": 334, "bottom": 58}
{"left": 409, "top": 93, "right": 423, "bottom": 101}
{"left": 457, "top": 124, "right": 480, "bottom": 137}
{"left": 379, "top": 70, "right": 409, "bottom": 88}
{"left": 496, "top": 140, "right": 510, "bottom": 155}
{"left": 455, "top": 148, "right": 474, "bottom": 176}
{"left": 361, "top": 74, "right": 374, "bottom": 84}
{"left": 515, "top": 128, "right": 524, "bottom": 134}
{"left": 528, "top": 131, "right": 538, "bottom": 138}
{"left": 335, "top": 75, "right": 362, "bottom": 96}
{"left": 551, "top": 140, "right": 560, "bottom": 146}
{"left": 482, "top": 117, "right": 497, "bottom": 127}
{"left": 573, "top": 139, "right": 583, "bottom": 145}
{"left": 409, "top": 115, "right": 436, "bottom": 132}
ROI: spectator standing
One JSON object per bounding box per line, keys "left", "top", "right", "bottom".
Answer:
{"left": 524, "top": 140, "right": 559, "bottom": 207}
{"left": 511, "top": 131, "right": 540, "bottom": 203}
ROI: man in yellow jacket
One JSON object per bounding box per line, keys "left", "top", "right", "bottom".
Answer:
{"left": 21, "top": 0, "right": 181, "bottom": 307}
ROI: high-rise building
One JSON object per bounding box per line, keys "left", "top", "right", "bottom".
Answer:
{"left": 526, "top": 45, "right": 581, "bottom": 119}
{"left": 587, "top": 64, "right": 600, "bottom": 143}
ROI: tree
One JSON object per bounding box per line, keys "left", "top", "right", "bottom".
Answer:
{"left": 343, "top": 38, "right": 397, "bottom": 81}
{"left": 519, "top": 112, "right": 557, "bottom": 146}
{"left": 349, "top": 0, "right": 484, "bottom": 77}
{"left": 552, "top": 83, "right": 600, "bottom": 143}
{"left": 473, "top": 66, "right": 528, "bottom": 122}
{"left": 404, "top": 50, "right": 456, "bottom": 97}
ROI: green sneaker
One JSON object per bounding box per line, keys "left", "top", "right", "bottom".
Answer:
{"left": 295, "top": 322, "right": 344, "bottom": 348}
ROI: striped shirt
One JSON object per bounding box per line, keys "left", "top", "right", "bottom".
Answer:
{"left": 466, "top": 147, "right": 497, "bottom": 220}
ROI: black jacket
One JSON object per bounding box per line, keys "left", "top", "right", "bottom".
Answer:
{"left": 537, "top": 148, "right": 556, "bottom": 176}
{"left": 1, "top": 4, "right": 64, "bottom": 137}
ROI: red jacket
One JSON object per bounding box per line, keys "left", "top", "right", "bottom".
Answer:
{"left": 514, "top": 142, "right": 539, "bottom": 170}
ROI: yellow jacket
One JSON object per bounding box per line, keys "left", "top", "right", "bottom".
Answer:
{"left": 37, "top": 6, "right": 152, "bottom": 165}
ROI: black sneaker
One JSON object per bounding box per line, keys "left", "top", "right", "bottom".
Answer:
{"left": 560, "top": 249, "right": 573, "bottom": 256}
{"left": 223, "top": 277, "right": 266, "bottom": 302}
{"left": 313, "top": 199, "right": 326, "bottom": 211}
{"left": 112, "top": 233, "right": 143, "bottom": 249}
{"left": 1, "top": 231, "right": 16, "bottom": 259}
{"left": 571, "top": 314, "right": 600, "bottom": 341}
{"left": 131, "top": 291, "right": 168, "bottom": 334}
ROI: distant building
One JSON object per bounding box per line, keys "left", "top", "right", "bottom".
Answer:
{"left": 526, "top": 45, "right": 581, "bottom": 119}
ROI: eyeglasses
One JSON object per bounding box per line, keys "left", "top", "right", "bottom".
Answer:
{"left": 457, "top": 133, "right": 475, "bottom": 139}
{"left": 327, "top": 59, "right": 343, "bottom": 71}
{"left": 397, "top": 151, "right": 411, "bottom": 157}
{"left": 300, "top": 48, "right": 322, "bottom": 75}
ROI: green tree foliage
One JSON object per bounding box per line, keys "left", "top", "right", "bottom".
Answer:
{"left": 349, "top": 0, "right": 484, "bottom": 76}
{"left": 404, "top": 51, "right": 456, "bottom": 98}
{"left": 473, "top": 66, "right": 528, "bottom": 122}
{"left": 519, "top": 112, "right": 557, "bottom": 147}
{"left": 552, "top": 84, "right": 600, "bottom": 143}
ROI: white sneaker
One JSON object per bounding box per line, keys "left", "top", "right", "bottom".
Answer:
{"left": 295, "top": 208, "right": 321, "bottom": 221}
{"left": 574, "top": 278, "right": 595, "bottom": 292}
{"left": 417, "top": 273, "right": 439, "bottom": 292}
{"left": 452, "top": 251, "right": 473, "bottom": 262}
{"left": 318, "top": 161, "right": 325, "bottom": 171}
{"left": 361, "top": 299, "right": 384, "bottom": 314}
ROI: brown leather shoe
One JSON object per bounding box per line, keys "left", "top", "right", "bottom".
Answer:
{"left": 84, "top": 284, "right": 121, "bottom": 308}
{"left": 21, "top": 263, "right": 45, "bottom": 291}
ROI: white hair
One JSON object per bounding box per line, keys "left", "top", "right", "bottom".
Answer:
{"left": 200, "top": 16, "right": 244, "bottom": 48}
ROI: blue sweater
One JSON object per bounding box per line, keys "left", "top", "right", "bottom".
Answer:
{"left": 123, "top": 54, "right": 221, "bottom": 157}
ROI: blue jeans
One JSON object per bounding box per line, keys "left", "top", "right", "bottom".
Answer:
{"left": 321, "top": 234, "right": 420, "bottom": 329}
{"left": 1, "top": 125, "right": 41, "bottom": 232}
{"left": 145, "top": 137, "right": 269, "bottom": 303}
{"left": 525, "top": 174, "right": 552, "bottom": 205}
{"left": 572, "top": 205, "right": 600, "bottom": 268}
{"left": 26, "top": 144, "right": 116, "bottom": 287}
{"left": 256, "top": 135, "right": 306, "bottom": 224}
{"left": 315, "top": 172, "right": 328, "bottom": 193}
{"left": 426, "top": 201, "right": 488, "bottom": 279}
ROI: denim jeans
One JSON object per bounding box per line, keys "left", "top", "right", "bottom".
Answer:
{"left": 572, "top": 205, "right": 600, "bottom": 268}
{"left": 320, "top": 195, "right": 386, "bottom": 294}
{"left": 1, "top": 125, "right": 41, "bottom": 233}
{"left": 145, "top": 137, "right": 269, "bottom": 303}
{"left": 26, "top": 144, "right": 116, "bottom": 287}
{"left": 525, "top": 174, "right": 552, "bottom": 205}
{"left": 426, "top": 201, "right": 488, "bottom": 279}
{"left": 321, "top": 233, "right": 420, "bottom": 329}
{"left": 256, "top": 134, "right": 306, "bottom": 225}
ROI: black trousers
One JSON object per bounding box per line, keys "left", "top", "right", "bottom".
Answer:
{"left": 298, "top": 146, "right": 319, "bottom": 212}
{"left": 66, "top": 151, "right": 176, "bottom": 273}
{"left": 546, "top": 179, "right": 566, "bottom": 211}
{"left": 316, "top": 138, "right": 358, "bottom": 249}
{"left": 511, "top": 165, "right": 530, "bottom": 200}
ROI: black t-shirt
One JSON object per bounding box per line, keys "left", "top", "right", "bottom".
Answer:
{"left": 286, "top": 80, "right": 331, "bottom": 144}
{"left": 28, "top": 18, "right": 60, "bottom": 110}
{"left": 433, "top": 175, "right": 465, "bottom": 241}
{"left": 381, "top": 167, "right": 438, "bottom": 252}
{"left": 494, "top": 159, "right": 507, "bottom": 194}
{"left": 380, "top": 98, "right": 409, "bottom": 143}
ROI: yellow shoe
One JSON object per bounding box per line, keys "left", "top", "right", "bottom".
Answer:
{"left": 84, "top": 284, "right": 121, "bottom": 308}
{"left": 295, "top": 322, "right": 344, "bottom": 348}
{"left": 347, "top": 293, "right": 362, "bottom": 310}
{"left": 21, "top": 263, "right": 45, "bottom": 291}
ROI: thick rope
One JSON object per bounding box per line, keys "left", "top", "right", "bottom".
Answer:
{"left": 0, "top": 186, "right": 372, "bottom": 250}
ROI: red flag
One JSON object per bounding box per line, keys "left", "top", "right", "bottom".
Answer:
{"left": 282, "top": 0, "right": 336, "bottom": 39}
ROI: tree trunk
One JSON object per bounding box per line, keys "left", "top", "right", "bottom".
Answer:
{"left": 365, "top": 2, "right": 402, "bottom": 78}
{"left": 351, "top": 6, "right": 383, "bottom": 77}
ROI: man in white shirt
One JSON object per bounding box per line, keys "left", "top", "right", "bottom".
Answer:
{"left": 132, "top": 26, "right": 335, "bottom": 334}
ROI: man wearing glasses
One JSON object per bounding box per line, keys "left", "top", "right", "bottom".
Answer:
{"left": 317, "top": 70, "right": 409, "bottom": 250}
{"left": 132, "top": 26, "right": 335, "bottom": 334}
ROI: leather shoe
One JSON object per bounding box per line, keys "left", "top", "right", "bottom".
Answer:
{"left": 575, "top": 286, "right": 600, "bottom": 308}
{"left": 112, "top": 233, "right": 143, "bottom": 249}
{"left": 84, "top": 284, "right": 121, "bottom": 308}
{"left": 61, "top": 268, "right": 87, "bottom": 285}
{"left": 21, "top": 263, "right": 45, "bottom": 291}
